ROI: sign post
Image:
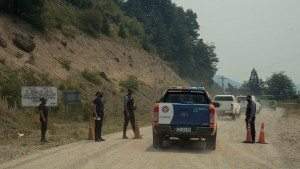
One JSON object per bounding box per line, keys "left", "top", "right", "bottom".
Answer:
{"left": 63, "top": 89, "right": 81, "bottom": 118}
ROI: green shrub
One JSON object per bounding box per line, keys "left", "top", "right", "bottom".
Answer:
{"left": 62, "top": 28, "right": 76, "bottom": 39}
{"left": 81, "top": 69, "right": 101, "bottom": 85}
{"left": 81, "top": 102, "right": 93, "bottom": 121}
{"left": 58, "top": 57, "right": 72, "bottom": 70}
{"left": 119, "top": 75, "right": 139, "bottom": 90}
{"left": 102, "top": 17, "right": 110, "bottom": 36}
{"left": 0, "top": 68, "right": 21, "bottom": 108}
{"left": 59, "top": 80, "right": 82, "bottom": 91}
{"left": 78, "top": 10, "right": 102, "bottom": 36}
{"left": 0, "top": 57, "right": 6, "bottom": 64}
{"left": 0, "top": 67, "right": 52, "bottom": 108}
{"left": 66, "top": 0, "right": 93, "bottom": 9}
{"left": 118, "top": 23, "right": 127, "bottom": 39}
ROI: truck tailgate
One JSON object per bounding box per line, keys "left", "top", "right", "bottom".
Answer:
{"left": 215, "top": 101, "right": 232, "bottom": 111}
{"left": 158, "top": 103, "right": 210, "bottom": 126}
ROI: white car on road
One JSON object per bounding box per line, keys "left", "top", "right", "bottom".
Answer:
{"left": 236, "top": 95, "right": 261, "bottom": 114}
{"left": 213, "top": 95, "right": 241, "bottom": 120}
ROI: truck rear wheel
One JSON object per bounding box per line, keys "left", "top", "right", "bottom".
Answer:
{"left": 153, "top": 132, "right": 163, "bottom": 148}
{"left": 232, "top": 114, "right": 236, "bottom": 120}
{"left": 206, "top": 130, "right": 217, "bottom": 150}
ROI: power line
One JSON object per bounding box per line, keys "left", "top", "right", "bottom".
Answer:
{"left": 219, "top": 75, "right": 226, "bottom": 93}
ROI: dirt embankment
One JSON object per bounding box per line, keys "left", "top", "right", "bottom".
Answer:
{"left": 0, "top": 13, "right": 186, "bottom": 113}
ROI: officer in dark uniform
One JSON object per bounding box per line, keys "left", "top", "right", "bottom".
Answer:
{"left": 39, "top": 98, "right": 48, "bottom": 143}
{"left": 93, "top": 91, "right": 105, "bottom": 141}
{"left": 123, "top": 88, "right": 135, "bottom": 139}
{"left": 245, "top": 95, "right": 256, "bottom": 143}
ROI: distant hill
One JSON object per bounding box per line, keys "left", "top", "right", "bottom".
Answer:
{"left": 213, "top": 75, "right": 241, "bottom": 89}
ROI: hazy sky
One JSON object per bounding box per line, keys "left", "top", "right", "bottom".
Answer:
{"left": 172, "top": 0, "right": 300, "bottom": 84}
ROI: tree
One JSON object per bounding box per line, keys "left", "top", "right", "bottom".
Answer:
{"left": 225, "top": 83, "right": 238, "bottom": 95}
{"left": 0, "top": 0, "right": 45, "bottom": 29}
{"left": 118, "top": 23, "right": 127, "bottom": 38}
{"left": 238, "top": 81, "right": 250, "bottom": 95}
{"left": 248, "top": 68, "right": 261, "bottom": 96}
{"left": 102, "top": 17, "right": 110, "bottom": 36}
{"left": 264, "top": 72, "right": 296, "bottom": 100}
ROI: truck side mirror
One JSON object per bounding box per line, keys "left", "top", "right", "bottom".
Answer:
{"left": 212, "top": 102, "right": 220, "bottom": 108}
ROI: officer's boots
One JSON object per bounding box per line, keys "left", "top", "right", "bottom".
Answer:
{"left": 122, "top": 129, "right": 128, "bottom": 139}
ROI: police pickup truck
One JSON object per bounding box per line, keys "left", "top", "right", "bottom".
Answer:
{"left": 152, "top": 86, "right": 219, "bottom": 150}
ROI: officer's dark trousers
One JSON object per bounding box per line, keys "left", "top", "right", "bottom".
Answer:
{"left": 123, "top": 111, "right": 135, "bottom": 136}
{"left": 40, "top": 118, "right": 47, "bottom": 141}
{"left": 95, "top": 117, "right": 103, "bottom": 140}
{"left": 245, "top": 118, "right": 256, "bottom": 141}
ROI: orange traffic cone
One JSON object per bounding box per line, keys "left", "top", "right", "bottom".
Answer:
{"left": 88, "top": 120, "right": 94, "bottom": 140}
{"left": 243, "top": 122, "right": 253, "bottom": 143}
{"left": 257, "top": 122, "right": 267, "bottom": 144}
{"left": 134, "top": 119, "right": 142, "bottom": 139}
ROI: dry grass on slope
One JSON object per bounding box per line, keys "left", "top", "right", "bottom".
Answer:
{"left": 0, "top": 13, "right": 187, "bottom": 163}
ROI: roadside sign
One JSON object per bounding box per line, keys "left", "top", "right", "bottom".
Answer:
{"left": 62, "top": 89, "right": 81, "bottom": 117}
{"left": 63, "top": 89, "right": 81, "bottom": 104}
{"left": 21, "top": 86, "right": 57, "bottom": 106}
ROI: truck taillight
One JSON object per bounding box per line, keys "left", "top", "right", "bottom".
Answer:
{"left": 153, "top": 103, "right": 159, "bottom": 126}
{"left": 231, "top": 103, "right": 234, "bottom": 110}
{"left": 209, "top": 104, "right": 216, "bottom": 127}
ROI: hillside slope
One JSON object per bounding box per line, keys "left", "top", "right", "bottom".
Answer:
{"left": 0, "top": 13, "right": 186, "bottom": 113}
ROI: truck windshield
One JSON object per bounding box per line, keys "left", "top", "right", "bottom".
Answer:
{"left": 214, "top": 96, "right": 233, "bottom": 101}
{"left": 163, "top": 92, "right": 209, "bottom": 104}
{"left": 236, "top": 97, "right": 247, "bottom": 103}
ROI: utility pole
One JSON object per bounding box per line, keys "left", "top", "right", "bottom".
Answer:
{"left": 220, "top": 75, "right": 226, "bottom": 93}
{"left": 282, "top": 77, "right": 285, "bottom": 102}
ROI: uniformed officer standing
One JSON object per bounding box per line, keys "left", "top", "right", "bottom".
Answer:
{"left": 122, "top": 88, "right": 136, "bottom": 139}
{"left": 94, "top": 92, "right": 105, "bottom": 142}
{"left": 245, "top": 95, "right": 256, "bottom": 143}
{"left": 39, "top": 98, "right": 48, "bottom": 143}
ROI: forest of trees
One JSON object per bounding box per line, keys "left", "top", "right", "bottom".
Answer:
{"left": 0, "top": 0, "right": 219, "bottom": 86}
{"left": 225, "top": 68, "right": 297, "bottom": 100}
{"left": 121, "top": 0, "right": 218, "bottom": 84}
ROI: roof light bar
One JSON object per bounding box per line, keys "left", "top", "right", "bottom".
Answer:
{"left": 170, "top": 86, "right": 205, "bottom": 90}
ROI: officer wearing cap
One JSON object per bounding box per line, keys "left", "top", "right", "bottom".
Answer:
{"left": 123, "top": 88, "right": 136, "bottom": 139}
{"left": 39, "top": 98, "right": 48, "bottom": 143}
{"left": 93, "top": 91, "right": 105, "bottom": 141}
{"left": 245, "top": 95, "right": 256, "bottom": 143}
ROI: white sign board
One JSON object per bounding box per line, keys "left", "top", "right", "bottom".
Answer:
{"left": 21, "top": 86, "right": 57, "bottom": 106}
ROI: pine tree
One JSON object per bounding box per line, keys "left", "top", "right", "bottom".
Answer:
{"left": 248, "top": 68, "right": 261, "bottom": 96}
{"left": 102, "top": 18, "right": 110, "bottom": 36}
{"left": 118, "top": 23, "right": 126, "bottom": 39}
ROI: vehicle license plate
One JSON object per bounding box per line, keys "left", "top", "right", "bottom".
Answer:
{"left": 176, "top": 127, "right": 191, "bottom": 133}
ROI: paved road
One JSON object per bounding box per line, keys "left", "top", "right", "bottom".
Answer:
{"left": 0, "top": 108, "right": 294, "bottom": 169}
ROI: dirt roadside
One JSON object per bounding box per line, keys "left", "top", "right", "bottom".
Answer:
{"left": 0, "top": 108, "right": 299, "bottom": 169}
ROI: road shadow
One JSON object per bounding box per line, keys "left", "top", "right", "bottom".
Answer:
{"left": 145, "top": 138, "right": 213, "bottom": 154}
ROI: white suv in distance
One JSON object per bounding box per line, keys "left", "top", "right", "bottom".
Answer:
{"left": 236, "top": 95, "right": 260, "bottom": 114}
{"left": 213, "top": 95, "right": 241, "bottom": 120}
